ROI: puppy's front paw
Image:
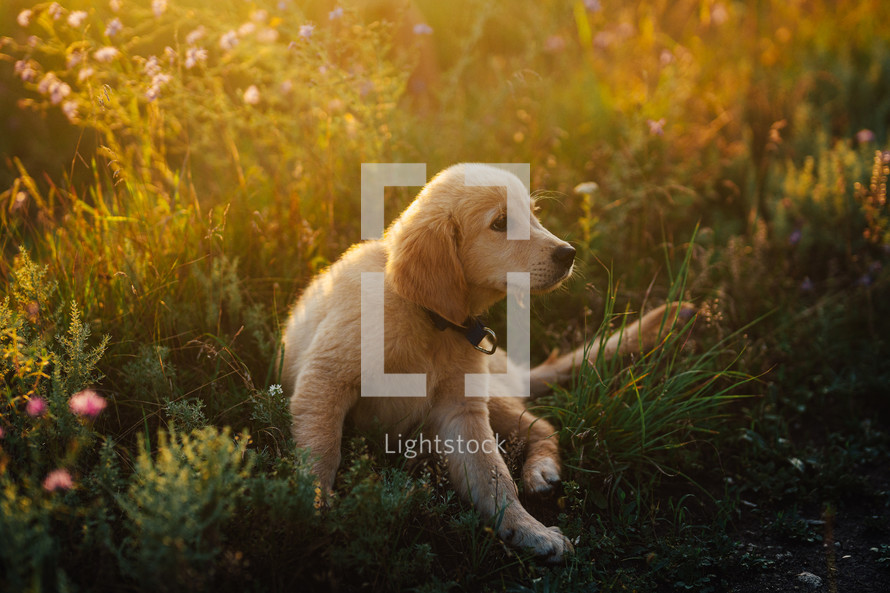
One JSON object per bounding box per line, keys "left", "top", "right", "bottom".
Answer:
{"left": 502, "top": 519, "right": 574, "bottom": 562}
{"left": 523, "top": 456, "right": 561, "bottom": 495}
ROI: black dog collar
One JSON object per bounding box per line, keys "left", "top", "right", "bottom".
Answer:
{"left": 424, "top": 309, "right": 498, "bottom": 355}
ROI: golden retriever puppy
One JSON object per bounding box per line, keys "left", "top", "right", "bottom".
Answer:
{"left": 281, "top": 163, "right": 691, "bottom": 561}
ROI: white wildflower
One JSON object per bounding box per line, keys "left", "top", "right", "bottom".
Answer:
{"left": 78, "top": 67, "right": 94, "bottom": 82}
{"left": 93, "top": 46, "right": 120, "bottom": 63}
{"left": 144, "top": 55, "right": 161, "bottom": 78}
{"left": 62, "top": 100, "right": 78, "bottom": 122}
{"left": 268, "top": 384, "right": 283, "bottom": 397}
{"left": 573, "top": 182, "right": 599, "bottom": 195}
{"left": 14, "top": 60, "right": 38, "bottom": 83}
{"left": 256, "top": 28, "right": 279, "bottom": 44}
{"left": 66, "top": 50, "right": 84, "bottom": 69}
{"left": 109, "top": 0, "right": 121, "bottom": 12}
{"left": 299, "top": 23, "right": 315, "bottom": 40}
{"left": 243, "top": 85, "right": 260, "bottom": 105}
{"left": 50, "top": 81, "right": 71, "bottom": 105}
{"left": 67, "top": 10, "right": 88, "bottom": 28}
{"left": 37, "top": 72, "right": 58, "bottom": 95}
{"left": 184, "top": 47, "right": 207, "bottom": 69}
{"left": 219, "top": 30, "right": 239, "bottom": 51}
{"left": 413, "top": 23, "right": 433, "bottom": 35}
{"left": 251, "top": 10, "right": 268, "bottom": 23}
{"left": 145, "top": 72, "right": 171, "bottom": 102}
{"left": 17, "top": 9, "right": 32, "bottom": 27}
{"left": 48, "top": 3, "right": 63, "bottom": 20}
{"left": 38, "top": 73, "right": 71, "bottom": 105}
{"left": 105, "top": 17, "right": 123, "bottom": 37}
{"left": 329, "top": 6, "right": 344, "bottom": 20}
{"left": 186, "top": 26, "right": 205, "bottom": 46}
{"left": 152, "top": 0, "right": 166, "bottom": 18}
{"left": 237, "top": 22, "right": 256, "bottom": 37}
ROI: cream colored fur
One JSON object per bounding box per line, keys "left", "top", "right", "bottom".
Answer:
{"left": 280, "top": 163, "right": 691, "bottom": 561}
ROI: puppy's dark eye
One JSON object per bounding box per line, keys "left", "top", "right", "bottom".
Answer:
{"left": 490, "top": 214, "right": 508, "bottom": 232}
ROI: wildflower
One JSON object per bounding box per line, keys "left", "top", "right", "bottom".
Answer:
{"left": 269, "top": 384, "right": 283, "bottom": 397}
{"left": 17, "top": 9, "right": 32, "bottom": 27}
{"left": 26, "top": 397, "right": 47, "bottom": 417}
{"left": 14, "top": 60, "right": 38, "bottom": 82}
{"left": 279, "top": 79, "right": 294, "bottom": 94}
{"left": 238, "top": 22, "right": 257, "bottom": 37}
{"left": 50, "top": 81, "right": 71, "bottom": 105}
{"left": 69, "top": 389, "right": 107, "bottom": 418}
{"left": 36, "top": 73, "right": 70, "bottom": 104}
{"left": 105, "top": 17, "right": 123, "bottom": 37}
{"left": 78, "top": 67, "right": 95, "bottom": 83}
{"left": 660, "top": 49, "right": 674, "bottom": 66}
{"left": 584, "top": 0, "right": 602, "bottom": 11}
{"left": 413, "top": 23, "right": 433, "bottom": 35}
{"left": 43, "top": 469, "right": 73, "bottom": 492}
{"left": 252, "top": 9, "right": 268, "bottom": 23}
{"left": 220, "top": 30, "right": 239, "bottom": 51}
{"left": 152, "top": 0, "right": 167, "bottom": 18}
{"left": 47, "top": 3, "right": 63, "bottom": 20}
{"left": 62, "top": 100, "right": 78, "bottom": 122}
{"left": 856, "top": 129, "right": 876, "bottom": 144}
{"left": 164, "top": 46, "right": 176, "bottom": 65}
{"left": 243, "top": 85, "right": 260, "bottom": 105}
{"left": 186, "top": 26, "right": 206, "bottom": 46}
{"left": 67, "top": 10, "right": 88, "bottom": 27}
{"left": 66, "top": 50, "right": 84, "bottom": 69}
{"left": 184, "top": 47, "right": 207, "bottom": 69}
{"left": 93, "top": 46, "right": 120, "bottom": 63}
{"left": 145, "top": 72, "right": 171, "bottom": 101}
{"left": 257, "top": 28, "right": 279, "bottom": 44}
{"left": 544, "top": 35, "right": 566, "bottom": 53}
{"left": 647, "top": 118, "right": 666, "bottom": 136}
{"left": 144, "top": 55, "right": 161, "bottom": 77}
{"left": 711, "top": 2, "right": 729, "bottom": 25}
{"left": 788, "top": 229, "right": 802, "bottom": 245}
{"left": 109, "top": 0, "right": 122, "bottom": 13}
{"left": 573, "top": 182, "right": 599, "bottom": 194}
{"left": 329, "top": 6, "right": 344, "bottom": 20}
{"left": 299, "top": 23, "right": 315, "bottom": 40}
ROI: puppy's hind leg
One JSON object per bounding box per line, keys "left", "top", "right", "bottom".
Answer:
{"left": 289, "top": 365, "right": 358, "bottom": 493}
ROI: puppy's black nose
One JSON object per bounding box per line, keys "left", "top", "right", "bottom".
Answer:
{"left": 552, "top": 244, "right": 576, "bottom": 268}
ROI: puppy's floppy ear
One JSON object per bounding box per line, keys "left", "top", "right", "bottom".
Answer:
{"left": 386, "top": 211, "right": 469, "bottom": 326}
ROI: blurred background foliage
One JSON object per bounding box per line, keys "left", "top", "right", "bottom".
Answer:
{"left": 1, "top": 0, "right": 889, "bottom": 591}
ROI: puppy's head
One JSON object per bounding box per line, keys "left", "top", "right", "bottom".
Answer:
{"left": 386, "top": 164, "right": 574, "bottom": 325}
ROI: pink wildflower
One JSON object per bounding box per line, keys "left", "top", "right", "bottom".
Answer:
{"left": 856, "top": 129, "right": 875, "bottom": 144}
{"left": 43, "top": 469, "right": 74, "bottom": 492}
{"left": 69, "top": 389, "right": 107, "bottom": 418}
{"left": 26, "top": 397, "right": 47, "bottom": 417}
{"left": 413, "top": 23, "right": 433, "bottom": 35}
{"left": 647, "top": 118, "right": 666, "bottom": 136}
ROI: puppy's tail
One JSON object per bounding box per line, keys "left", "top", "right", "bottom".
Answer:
{"left": 529, "top": 302, "right": 696, "bottom": 398}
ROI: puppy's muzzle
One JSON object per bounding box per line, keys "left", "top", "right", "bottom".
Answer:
{"left": 551, "top": 244, "right": 576, "bottom": 274}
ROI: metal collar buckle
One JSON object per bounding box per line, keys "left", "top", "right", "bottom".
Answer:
{"left": 424, "top": 309, "right": 499, "bottom": 356}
